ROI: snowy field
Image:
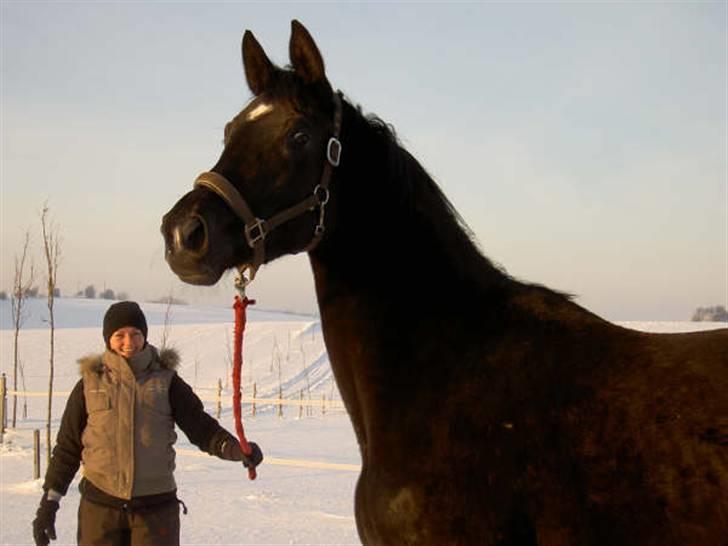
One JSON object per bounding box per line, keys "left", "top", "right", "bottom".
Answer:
{"left": 0, "top": 298, "right": 725, "bottom": 545}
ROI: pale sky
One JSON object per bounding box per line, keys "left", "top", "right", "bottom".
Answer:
{"left": 1, "top": 1, "right": 726, "bottom": 320}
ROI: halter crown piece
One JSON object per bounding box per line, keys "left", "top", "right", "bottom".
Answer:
{"left": 194, "top": 92, "right": 344, "bottom": 290}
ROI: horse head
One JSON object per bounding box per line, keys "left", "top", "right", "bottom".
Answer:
{"left": 161, "top": 20, "right": 341, "bottom": 286}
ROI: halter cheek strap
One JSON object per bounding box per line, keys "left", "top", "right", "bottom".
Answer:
{"left": 194, "top": 171, "right": 266, "bottom": 282}
{"left": 193, "top": 92, "right": 343, "bottom": 288}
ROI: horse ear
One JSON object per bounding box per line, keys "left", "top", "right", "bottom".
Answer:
{"left": 289, "top": 20, "right": 326, "bottom": 85}
{"left": 242, "top": 30, "right": 275, "bottom": 95}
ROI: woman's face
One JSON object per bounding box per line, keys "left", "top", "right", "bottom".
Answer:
{"left": 109, "top": 327, "right": 145, "bottom": 359}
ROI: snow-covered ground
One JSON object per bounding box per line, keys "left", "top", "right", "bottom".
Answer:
{"left": 0, "top": 298, "right": 725, "bottom": 545}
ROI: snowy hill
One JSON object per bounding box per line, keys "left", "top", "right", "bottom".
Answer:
{"left": 0, "top": 298, "right": 335, "bottom": 404}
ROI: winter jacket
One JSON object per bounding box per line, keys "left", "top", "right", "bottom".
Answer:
{"left": 81, "top": 345, "right": 177, "bottom": 499}
{"left": 43, "top": 344, "right": 238, "bottom": 504}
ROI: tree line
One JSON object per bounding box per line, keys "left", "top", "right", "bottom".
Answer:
{"left": 0, "top": 285, "right": 127, "bottom": 301}
{"left": 692, "top": 305, "right": 728, "bottom": 322}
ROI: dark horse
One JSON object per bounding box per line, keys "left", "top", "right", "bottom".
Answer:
{"left": 162, "top": 21, "right": 727, "bottom": 546}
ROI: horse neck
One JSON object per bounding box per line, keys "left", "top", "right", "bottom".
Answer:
{"left": 311, "top": 102, "right": 512, "bottom": 310}
{"left": 307, "top": 105, "right": 520, "bottom": 441}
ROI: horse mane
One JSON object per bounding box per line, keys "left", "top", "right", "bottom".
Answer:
{"left": 340, "top": 97, "right": 576, "bottom": 307}
{"left": 368, "top": 115, "right": 487, "bottom": 248}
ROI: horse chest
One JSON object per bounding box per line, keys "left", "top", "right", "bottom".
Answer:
{"left": 363, "top": 485, "right": 425, "bottom": 544}
{"left": 355, "top": 473, "right": 538, "bottom": 546}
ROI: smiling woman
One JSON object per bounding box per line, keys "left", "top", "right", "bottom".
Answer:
{"left": 31, "top": 300, "right": 264, "bottom": 546}
{"left": 108, "top": 327, "right": 145, "bottom": 359}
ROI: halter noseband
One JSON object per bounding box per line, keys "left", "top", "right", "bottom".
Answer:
{"left": 193, "top": 92, "right": 343, "bottom": 288}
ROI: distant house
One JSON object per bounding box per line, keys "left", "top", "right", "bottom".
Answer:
{"left": 692, "top": 305, "right": 728, "bottom": 322}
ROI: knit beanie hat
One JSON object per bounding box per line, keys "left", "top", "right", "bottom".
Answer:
{"left": 103, "top": 301, "right": 148, "bottom": 348}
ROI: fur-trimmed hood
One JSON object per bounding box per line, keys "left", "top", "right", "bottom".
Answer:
{"left": 78, "top": 345, "right": 180, "bottom": 375}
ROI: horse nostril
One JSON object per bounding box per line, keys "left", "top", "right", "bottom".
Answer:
{"left": 174, "top": 215, "right": 207, "bottom": 254}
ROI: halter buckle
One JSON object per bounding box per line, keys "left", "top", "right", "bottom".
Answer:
{"left": 244, "top": 218, "right": 266, "bottom": 248}
{"left": 327, "top": 137, "right": 342, "bottom": 167}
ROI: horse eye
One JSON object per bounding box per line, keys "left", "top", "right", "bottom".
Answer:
{"left": 292, "top": 131, "right": 310, "bottom": 147}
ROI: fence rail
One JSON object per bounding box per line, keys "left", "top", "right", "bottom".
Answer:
{"left": 4, "top": 389, "right": 345, "bottom": 408}
{"left": 0, "top": 373, "right": 346, "bottom": 442}
{"left": 175, "top": 448, "right": 360, "bottom": 472}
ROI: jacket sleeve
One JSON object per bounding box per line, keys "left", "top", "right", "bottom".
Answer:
{"left": 43, "top": 379, "right": 86, "bottom": 495}
{"left": 169, "top": 373, "right": 235, "bottom": 457}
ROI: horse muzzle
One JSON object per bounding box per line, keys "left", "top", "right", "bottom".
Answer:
{"left": 161, "top": 212, "right": 224, "bottom": 285}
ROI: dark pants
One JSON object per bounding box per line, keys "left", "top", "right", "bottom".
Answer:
{"left": 77, "top": 496, "right": 180, "bottom": 546}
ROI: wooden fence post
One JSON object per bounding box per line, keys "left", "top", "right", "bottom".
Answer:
{"left": 278, "top": 386, "right": 283, "bottom": 419}
{"left": 33, "top": 429, "right": 41, "bottom": 480}
{"left": 299, "top": 390, "right": 304, "bottom": 419}
{"left": 0, "top": 373, "right": 6, "bottom": 443}
{"left": 322, "top": 394, "right": 326, "bottom": 416}
{"left": 216, "top": 379, "right": 222, "bottom": 419}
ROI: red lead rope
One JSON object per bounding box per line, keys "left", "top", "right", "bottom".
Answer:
{"left": 233, "top": 294, "right": 256, "bottom": 480}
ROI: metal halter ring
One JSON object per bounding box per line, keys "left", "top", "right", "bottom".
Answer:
{"left": 313, "top": 185, "right": 330, "bottom": 206}
{"left": 327, "top": 137, "right": 342, "bottom": 167}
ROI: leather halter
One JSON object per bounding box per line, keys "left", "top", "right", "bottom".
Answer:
{"left": 193, "top": 92, "right": 343, "bottom": 288}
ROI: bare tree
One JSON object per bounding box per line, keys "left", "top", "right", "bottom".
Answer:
{"left": 159, "top": 290, "right": 174, "bottom": 350}
{"left": 41, "top": 205, "right": 61, "bottom": 466}
{"left": 11, "top": 230, "right": 34, "bottom": 427}
{"left": 99, "top": 288, "right": 115, "bottom": 300}
{"left": 19, "top": 359, "right": 29, "bottom": 419}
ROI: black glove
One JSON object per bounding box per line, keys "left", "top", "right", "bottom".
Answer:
{"left": 32, "top": 494, "right": 59, "bottom": 546}
{"left": 221, "top": 438, "right": 263, "bottom": 468}
{"left": 241, "top": 442, "right": 263, "bottom": 469}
